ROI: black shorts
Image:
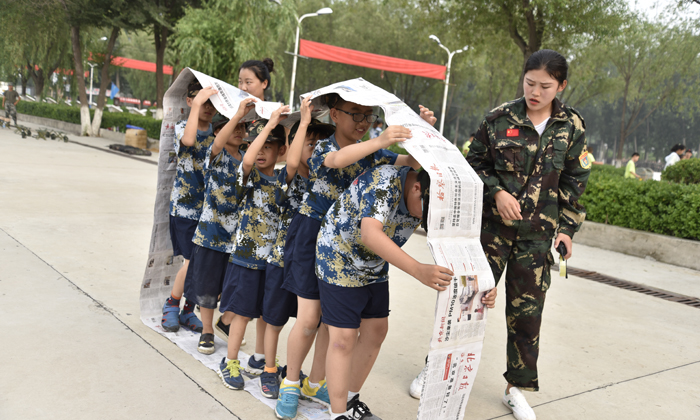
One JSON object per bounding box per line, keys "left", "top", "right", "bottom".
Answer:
{"left": 183, "top": 245, "right": 229, "bottom": 309}
{"left": 263, "top": 263, "right": 298, "bottom": 327}
{"left": 169, "top": 215, "right": 198, "bottom": 259}
{"left": 220, "top": 263, "right": 265, "bottom": 318}
{"left": 318, "top": 279, "right": 390, "bottom": 329}
{"left": 282, "top": 214, "right": 322, "bottom": 300}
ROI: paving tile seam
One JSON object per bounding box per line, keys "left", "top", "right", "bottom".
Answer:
{"left": 484, "top": 359, "right": 700, "bottom": 419}
{"left": 0, "top": 227, "right": 241, "bottom": 420}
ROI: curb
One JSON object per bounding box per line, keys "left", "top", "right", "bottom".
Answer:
{"left": 17, "top": 112, "right": 157, "bottom": 145}
{"left": 576, "top": 221, "right": 700, "bottom": 271}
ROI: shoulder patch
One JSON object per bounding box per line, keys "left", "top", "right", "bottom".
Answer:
{"left": 579, "top": 151, "right": 592, "bottom": 170}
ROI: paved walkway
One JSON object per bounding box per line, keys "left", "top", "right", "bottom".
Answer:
{"left": 1, "top": 121, "right": 698, "bottom": 420}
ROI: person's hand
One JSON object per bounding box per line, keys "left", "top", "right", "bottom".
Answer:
{"left": 235, "top": 97, "right": 256, "bottom": 117}
{"left": 268, "top": 104, "right": 290, "bottom": 127}
{"left": 554, "top": 233, "right": 572, "bottom": 260}
{"left": 376, "top": 125, "right": 412, "bottom": 148}
{"left": 413, "top": 263, "right": 453, "bottom": 291}
{"left": 192, "top": 86, "right": 218, "bottom": 106}
{"left": 481, "top": 288, "right": 497, "bottom": 308}
{"left": 494, "top": 190, "right": 522, "bottom": 220}
{"left": 419, "top": 105, "right": 437, "bottom": 126}
{"left": 300, "top": 96, "right": 314, "bottom": 125}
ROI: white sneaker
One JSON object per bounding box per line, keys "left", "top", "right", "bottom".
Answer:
{"left": 409, "top": 364, "right": 428, "bottom": 399}
{"left": 502, "top": 387, "right": 536, "bottom": 420}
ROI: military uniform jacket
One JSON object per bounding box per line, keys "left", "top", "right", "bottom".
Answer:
{"left": 467, "top": 97, "right": 589, "bottom": 241}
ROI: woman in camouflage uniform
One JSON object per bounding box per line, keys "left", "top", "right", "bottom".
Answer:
{"left": 467, "top": 49, "right": 590, "bottom": 420}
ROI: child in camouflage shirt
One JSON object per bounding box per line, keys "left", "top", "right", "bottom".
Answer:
{"left": 162, "top": 80, "right": 217, "bottom": 334}
{"left": 315, "top": 165, "right": 459, "bottom": 420}
{"left": 259, "top": 97, "right": 336, "bottom": 400}
{"left": 183, "top": 96, "right": 256, "bottom": 354}
{"left": 217, "top": 105, "right": 290, "bottom": 391}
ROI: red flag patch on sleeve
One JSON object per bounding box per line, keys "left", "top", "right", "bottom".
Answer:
{"left": 506, "top": 128, "right": 519, "bottom": 137}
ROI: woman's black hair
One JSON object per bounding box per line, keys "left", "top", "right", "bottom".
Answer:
{"left": 524, "top": 49, "right": 568, "bottom": 85}
{"left": 239, "top": 58, "right": 274, "bottom": 90}
{"left": 671, "top": 144, "right": 686, "bottom": 152}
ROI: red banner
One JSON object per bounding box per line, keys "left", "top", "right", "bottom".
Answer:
{"left": 299, "top": 39, "right": 446, "bottom": 80}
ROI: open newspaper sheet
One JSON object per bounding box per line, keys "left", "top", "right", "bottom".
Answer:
{"left": 303, "top": 79, "right": 495, "bottom": 420}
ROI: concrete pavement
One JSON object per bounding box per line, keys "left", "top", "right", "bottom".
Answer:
{"left": 1, "top": 121, "right": 698, "bottom": 420}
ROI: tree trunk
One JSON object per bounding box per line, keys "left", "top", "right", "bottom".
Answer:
{"left": 91, "top": 26, "right": 120, "bottom": 136}
{"left": 70, "top": 25, "right": 92, "bottom": 136}
{"left": 27, "top": 63, "right": 46, "bottom": 100}
{"left": 154, "top": 23, "right": 169, "bottom": 120}
{"left": 515, "top": 52, "right": 532, "bottom": 99}
{"left": 20, "top": 69, "right": 28, "bottom": 95}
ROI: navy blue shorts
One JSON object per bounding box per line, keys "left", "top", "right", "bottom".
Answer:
{"left": 169, "top": 215, "right": 198, "bottom": 259}
{"left": 318, "top": 279, "right": 390, "bottom": 329}
{"left": 220, "top": 263, "right": 265, "bottom": 318}
{"left": 282, "top": 214, "right": 322, "bottom": 300}
{"left": 183, "top": 245, "right": 229, "bottom": 309}
{"left": 263, "top": 263, "right": 298, "bottom": 327}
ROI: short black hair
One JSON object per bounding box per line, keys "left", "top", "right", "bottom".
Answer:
{"left": 417, "top": 170, "right": 431, "bottom": 232}
{"left": 323, "top": 93, "right": 346, "bottom": 109}
{"left": 631, "top": 152, "right": 640, "bottom": 157}
{"left": 671, "top": 144, "right": 686, "bottom": 153}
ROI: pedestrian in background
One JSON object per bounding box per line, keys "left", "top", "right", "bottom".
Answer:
{"left": 681, "top": 149, "right": 693, "bottom": 160}
{"left": 664, "top": 144, "right": 685, "bottom": 170}
{"left": 3, "top": 83, "right": 20, "bottom": 126}
{"left": 368, "top": 118, "right": 384, "bottom": 138}
{"left": 624, "top": 152, "right": 642, "bottom": 179}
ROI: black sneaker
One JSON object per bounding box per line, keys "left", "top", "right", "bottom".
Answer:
{"left": 347, "top": 394, "right": 382, "bottom": 420}
{"left": 197, "top": 333, "right": 215, "bottom": 355}
{"left": 215, "top": 316, "right": 230, "bottom": 338}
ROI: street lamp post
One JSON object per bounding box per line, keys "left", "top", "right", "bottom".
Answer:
{"left": 87, "top": 62, "right": 98, "bottom": 107}
{"left": 289, "top": 7, "right": 332, "bottom": 109}
{"left": 429, "top": 35, "right": 468, "bottom": 135}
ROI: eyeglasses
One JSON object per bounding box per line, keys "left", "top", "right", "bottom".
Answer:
{"left": 335, "top": 108, "right": 380, "bottom": 123}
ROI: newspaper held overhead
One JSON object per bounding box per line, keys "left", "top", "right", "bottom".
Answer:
{"left": 301, "top": 79, "right": 495, "bottom": 420}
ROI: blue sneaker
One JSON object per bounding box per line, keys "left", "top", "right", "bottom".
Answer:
{"left": 246, "top": 355, "right": 265, "bottom": 375}
{"left": 260, "top": 369, "right": 281, "bottom": 399}
{"left": 301, "top": 377, "right": 330, "bottom": 406}
{"left": 275, "top": 381, "right": 301, "bottom": 420}
{"left": 161, "top": 297, "right": 180, "bottom": 332}
{"left": 217, "top": 357, "right": 244, "bottom": 390}
{"left": 179, "top": 306, "right": 203, "bottom": 332}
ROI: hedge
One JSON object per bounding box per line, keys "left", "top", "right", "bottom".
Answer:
{"left": 17, "top": 101, "right": 162, "bottom": 139}
{"left": 662, "top": 158, "right": 700, "bottom": 185}
{"left": 580, "top": 165, "right": 700, "bottom": 241}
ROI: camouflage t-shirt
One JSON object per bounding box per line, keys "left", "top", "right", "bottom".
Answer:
{"left": 298, "top": 134, "right": 398, "bottom": 221}
{"left": 191, "top": 146, "right": 244, "bottom": 253}
{"left": 268, "top": 173, "right": 311, "bottom": 268}
{"left": 229, "top": 165, "right": 286, "bottom": 270}
{"left": 316, "top": 165, "right": 420, "bottom": 287}
{"left": 169, "top": 120, "right": 214, "bottom": 220}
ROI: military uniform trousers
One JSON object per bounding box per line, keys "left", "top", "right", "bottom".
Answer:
{"left": 5, "top": 103, "right": 17, "bottom": 124}
{"left": 481, "top": 221, "right": 555, "bottom": 391}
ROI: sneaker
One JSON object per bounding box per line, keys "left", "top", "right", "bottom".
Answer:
{"left": 301, "top": 377, "right": 330, "bottom": 406}
{"left": 217, "top": 357, "right": 245, "bottom": 390}
{"left": 161, "top": 297, "right": 180, "bottom": 332}
{"left": 179, "top": 306, "right": 203, "bottom": 332}
{"left": 197, "top": 333, "right": 215, "bottom": 355}
{"left": 409, "top": 364, "right": 428, "bottom": 399}
{"left": 279, "top": 365, "right": 307, "bottom": 382}
{"left": 260, "top": 369, "right": 281, "bottom": 399}
{"left": 502, "top": 387, "right": 536, "bottom": 420}
{"left": 347, "top": 394, "right": 382, "bottom": 420}
{"left": 215, "top": 316, "right": 245, "bottom": 345}
{"left": 275, "top": 381, "right": 301, "bottom": 420}
{"left": 246, "top": 355, "right": 266, "bottom": 375}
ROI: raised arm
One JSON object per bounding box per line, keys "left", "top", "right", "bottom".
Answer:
{"left": 181, "top": 86, "right": 217, "bottom": 147}
{"left": 360, "top": 217, "right": 452, "bottom": 291}
{"left": 241, "top": 105, "right": 290, "bottom": 181}
{"left": 211, "top": 97, "right": 256, "bottom": 160}
{"left": 285, "top": 96, "right": 313, "bottom": 183}
{"left": 324, "top": 125, "right": 412, "bottom": 168}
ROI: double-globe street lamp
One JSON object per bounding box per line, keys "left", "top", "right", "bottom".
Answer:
{"left": 289, "top": 7, "right": 332, "bottom": 110}
{"left": 429, "top": 35, "right": 468, "bottom": 135}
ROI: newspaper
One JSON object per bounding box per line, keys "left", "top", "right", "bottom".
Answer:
{"left": 301, "top": 79, "right": 495, "bottom": 420}
{"left": 139, "top": 68, "right": 329, "bottom": 420}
